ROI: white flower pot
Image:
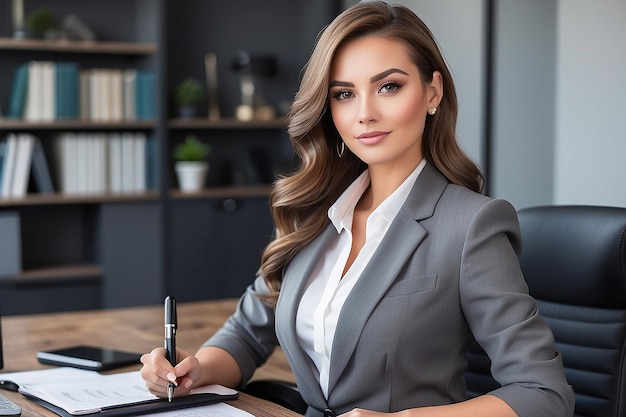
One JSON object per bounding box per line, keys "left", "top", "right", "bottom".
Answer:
{"left": 175, "top": 161, "right": 208, "bottom": 192}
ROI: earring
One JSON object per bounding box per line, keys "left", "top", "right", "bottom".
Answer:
{"left": 428, "top": 107, "right": 438, "bottom": 116}
{"left": 336, "top": 140, "right": 345, "bottom": 158}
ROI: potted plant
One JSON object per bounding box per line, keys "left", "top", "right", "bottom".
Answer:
{"left": 173, "top": 134, "right": 212, "bottom": 192}
{"left": 26, "top": 7, "right": 59, "bottom": 39}
{"left": 174, "top": 78, "right": 204, "bottom": 118}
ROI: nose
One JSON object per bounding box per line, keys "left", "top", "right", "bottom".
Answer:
{"left": 358, "top": 97, "right": 378, "bottom": 124}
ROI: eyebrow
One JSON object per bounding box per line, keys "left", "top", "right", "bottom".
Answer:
{"left": 329, "top": 68, "right": 410, "bottom": 88}
{"left": 370, "top": 68, "right": 409, "bottom": 83}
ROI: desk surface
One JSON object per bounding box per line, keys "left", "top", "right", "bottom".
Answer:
{"left": 0, "top": 299, "right": 300, "bottom": 417}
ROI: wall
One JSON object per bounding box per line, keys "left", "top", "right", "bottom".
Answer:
{"left": 490, "top": 0, "right": 557, "bottom": 209}
{"left": 554, "top": 0, "right": 626, "bottom": 207}
{"left": 343, "top": 1, "right": 626, "bottom": 209}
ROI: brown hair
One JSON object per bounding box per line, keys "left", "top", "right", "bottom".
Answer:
{"left": 260, "top": 1, "right": 483, "bottom": 303}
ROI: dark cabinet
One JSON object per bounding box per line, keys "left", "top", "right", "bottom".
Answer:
{"left": 169, "top": 196, "right": 274, "bottom": 301}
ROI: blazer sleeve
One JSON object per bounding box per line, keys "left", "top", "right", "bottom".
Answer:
{"left": 201, "top": 275, "right": 279, "bottom": 385}
{"left": 460, "top": 199, "right": 575, "bottom": 417}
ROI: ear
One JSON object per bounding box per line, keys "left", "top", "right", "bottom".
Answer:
{"left": 426, "top": 71, "right": 443, "bottom": 108}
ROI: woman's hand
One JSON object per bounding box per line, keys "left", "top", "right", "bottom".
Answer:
{"left": 140, "top": 347, "right": 201, "bottom": 398}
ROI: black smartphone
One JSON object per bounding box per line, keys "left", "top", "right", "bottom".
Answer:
{"left": 36, "top": 345, "right": 141, "bottom": 371}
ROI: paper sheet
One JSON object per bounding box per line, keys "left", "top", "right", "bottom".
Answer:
{"left": 0, "top": 367, "right": 102, "bottom": 386}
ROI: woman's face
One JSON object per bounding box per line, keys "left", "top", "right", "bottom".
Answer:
{"left": 329, "top": 35, "right": 442, "bottom": 173}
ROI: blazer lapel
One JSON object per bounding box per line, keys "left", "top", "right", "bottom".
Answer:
{"left": 327, "top": 163, "right": 448, "bottom": 394}
{"left": 276, "top": 224, "right": 337, "bottom": 409}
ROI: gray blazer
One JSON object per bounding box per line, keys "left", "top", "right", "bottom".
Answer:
{"left": 205, "top": 163, "right": 575, "bottom": 417}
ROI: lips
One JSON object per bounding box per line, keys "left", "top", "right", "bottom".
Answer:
{"left": 356, "top": 131, "right": 389, "bottom": 145}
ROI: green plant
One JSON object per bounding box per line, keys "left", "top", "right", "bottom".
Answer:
{"left": 173, "top": 135, "right": 211, "bottom": 162}
{"left": 174, "top": 78, "right": 205, "bottom": 106}
{"left": 26, "top": 8, "right": 59, "bottom": 38}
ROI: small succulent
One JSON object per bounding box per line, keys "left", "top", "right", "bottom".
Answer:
{"left": 26, "top": 8, "right": 59, "bottom": 39}
{"left": 173, "top": 135, "right": 211, "bottom": 162}
{"left": 174, "top": 78, "right": 204, "bottom": 106}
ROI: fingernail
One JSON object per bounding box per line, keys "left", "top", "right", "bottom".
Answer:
{"left": 167, "top": 372, "right": 177, "bottom": 383}
{"left": 184, "top": 380, "right": 193, "bottom": 389}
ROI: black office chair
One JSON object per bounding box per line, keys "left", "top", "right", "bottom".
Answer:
{"left": 465, "top": 205, "right": 626, "bottom": 417}
{"left": 244, "top": 378, "right": 308, "bottom": 414}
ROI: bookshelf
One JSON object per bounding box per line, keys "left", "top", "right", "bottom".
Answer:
{"left": 0, "top": 0, "right": 163, "bottom": 315}
{"left": 168, "top": 117, "right": 288, "bottom": 130}
{"left": 0, "top": 0, "right": 340, "bottom": 314}
{"left": 0, "top": 37, "right": 157, "bottom": 55}
{"left": 0, "top": 119, "right": 156, "bottom": 130}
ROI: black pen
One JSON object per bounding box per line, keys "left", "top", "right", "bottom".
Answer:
{"left": 164, "top": 296, "right": 177, "bottom": 402}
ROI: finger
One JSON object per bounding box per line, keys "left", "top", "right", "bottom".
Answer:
{"left": 140, "top": 348, "right": 174, "bottom": 388}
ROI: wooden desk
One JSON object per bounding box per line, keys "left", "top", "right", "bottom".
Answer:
{"left": 0, "top": 299, "right": 300, "bottom": 417}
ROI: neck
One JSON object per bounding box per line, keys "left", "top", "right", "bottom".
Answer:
{"left": 365, "top": 161, "right": 420, "bottom": 209}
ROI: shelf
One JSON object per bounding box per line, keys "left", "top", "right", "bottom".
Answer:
{"left": 170, "top": 185, "right": 272, "bottom": 199}
{"left": 0, "top": 191, "right": 160, "bottom": 207}
{"left": 0, "top": 264, "right": 103, "bottom": 287}
{"left": 0, "top": 119, "right": 157, "bottom": 130}
{"left": 0, "top": 37, "right": 157, "bottom": 55}
{"left": 169, "top": 117, "right": 288, "bottom": 130}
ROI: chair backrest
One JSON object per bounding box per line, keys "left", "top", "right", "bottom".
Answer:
{"left": 465, "top": 205, "right": 626, "bottom": 417}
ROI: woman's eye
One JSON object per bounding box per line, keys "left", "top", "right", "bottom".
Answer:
{"left": 379, "top": 82, "right": 401, "bottom": 94}
{"left": 331, "top": 90, "right": 354, "bottom": 100}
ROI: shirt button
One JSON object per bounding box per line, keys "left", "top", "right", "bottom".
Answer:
{"left": 324, "top": 409, "right": 336, "bottom": 417}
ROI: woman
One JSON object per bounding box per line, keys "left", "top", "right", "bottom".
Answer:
{"left": 141, "top": 2, "right": 575, "bottom": 416}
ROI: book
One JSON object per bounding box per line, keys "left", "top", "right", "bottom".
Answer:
{"left": 94, "top": 133, "right": 107, "bottom": 194}
{"left": 25, "top": 61, "right": 43, "bottom": 121}
{"left": 30, "top": 138, "right": 55, "bottom": 194}
{"left": 136, "top": 71, "right": 155, "bottom": 120}
{"left": 122, "top": 69, "right": 137, "bottom": 120}
{"left": 1, "top": 134, "right": 19, "bottom": 198}
{"left": 11, "top": 134, "right": 35, "bottom": 198}
{"left": 133, "top": 132, "right": 146, "bottom": 192}
{"left": 7, "top": 63, "right": 29, "bottom": 119}
{"left": 41, "top": 61, "right": 56, "bottom": 121}
{"left": 110, "top": 69, "right": 123, "bottom": 121}
{"left": 0, "top": 368, "right": 238, "bottom": 416}
{"left": 55, "top": 62, "right": 79, "bottom": 120}
{"left": 54, "top": 133, "right": 79, "bottom": 194}
{"left": 79, "top": 70, "right": 90, "bottom": 120}
{"left": 76, "top": 134, "right": 89, "bottom": 194}
{"left": 121, "top": 132, "right": 135, "bottom": 193}
{"left": 145, "top": 134, "right": 157, "bottom": 190}
{"left": 108, "top": 133, "right": 123, "bottom": 193}
{"left": 0, "top": 139, "right": 5, "bottom": 194}
{"left": 67, "top": 63, "right": 80, "bottom": 119}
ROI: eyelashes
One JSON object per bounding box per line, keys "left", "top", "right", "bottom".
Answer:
{"left": 379, "top": 81, "right": 402, "bottom": 93}
{"left": 330, "top": 80, "right": 404, "bottom": 101}
{"left": 331, "top": 90, "right": 353, "bottom": 100}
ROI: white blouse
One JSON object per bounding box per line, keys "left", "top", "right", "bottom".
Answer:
{"left": 295, "top": 159, "right": 426, "bottom": 398}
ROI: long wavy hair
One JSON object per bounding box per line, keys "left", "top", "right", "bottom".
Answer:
{"left": 260, "top": 1, "right": 483, "bottom": 304}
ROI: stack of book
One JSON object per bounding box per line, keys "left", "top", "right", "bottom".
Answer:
{"left": 0, "top": 133, "right": 54, "bottom": 198}
{"left": 6, "top": 61, "right": 155, "bottom": 121}
{"left": 0, "top": 132, "right": 153, "bottom": 199}
{"left": 54, "top": 131, "right": 152, "bottom": 195}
